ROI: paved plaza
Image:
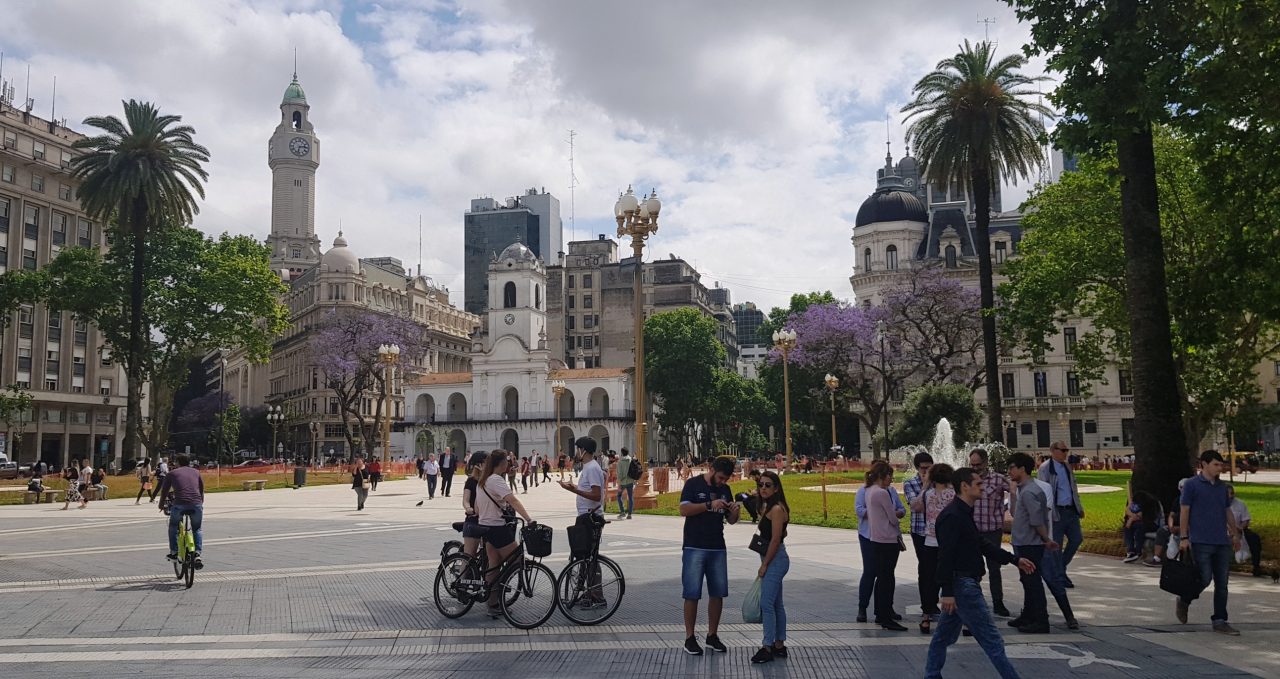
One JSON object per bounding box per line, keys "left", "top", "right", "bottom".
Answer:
{"left": 0, "top": 477, "right": 1276, "bottom": 678}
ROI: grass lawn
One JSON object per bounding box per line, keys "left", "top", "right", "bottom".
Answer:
{"left": 0, "top": 469, "right": 403, "bottom": 506}
{"left": 639, "top": 469, "right": 1279, "bottom": 571}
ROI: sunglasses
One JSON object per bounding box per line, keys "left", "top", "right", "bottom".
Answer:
{"left": 1053, "top": 448, "right": 1070, "bottom": 453}
{"left": 757, "top": 482, "right": 776, "bottom": 489}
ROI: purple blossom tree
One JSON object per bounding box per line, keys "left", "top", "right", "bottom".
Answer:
{"left": 309, "top": 310, "right": 428, "bottom": 456}
{"left": 881, "top": 266, "right": 985, "bottom": 390}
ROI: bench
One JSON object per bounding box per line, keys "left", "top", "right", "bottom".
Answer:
{"left": 0, "top": 487, "right": 28, "bottom": 502}
{"left": 40, "top": 489, "right": 63, "bottom": 503}
{"left": 241, "top": 479, "right": 267, "bottom": 491}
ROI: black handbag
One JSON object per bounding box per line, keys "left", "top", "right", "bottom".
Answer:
{"left": 749, "top": 533, "right": 769, "bottom": 555}
{"left": 1159, "top": 552, "right": 1202, "bottom": 601}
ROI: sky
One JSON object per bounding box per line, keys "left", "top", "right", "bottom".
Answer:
{"left": 2, "top": 0, "right": 1052, "bottom": 312}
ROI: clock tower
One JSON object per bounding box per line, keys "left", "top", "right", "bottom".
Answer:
{"left": 265, "top": 72, "right": 322, "bottom": 277}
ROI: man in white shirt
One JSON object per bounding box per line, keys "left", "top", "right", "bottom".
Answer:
{"left": 561, "top": 437, "right": 604, "bottom": 516}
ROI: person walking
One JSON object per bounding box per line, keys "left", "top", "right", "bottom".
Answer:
{"left": 865, "top": 461, "right": 907, "bottom": 631}
{"left": 925, "top": 466, "right": 1036, "bottom": 679}
{"left": 1028, "top": 468, "right": 1080, "bottom": 630}
{"left": 679, "top": 456, "right": 740, "bottom": 655}
{"left": 506, "top": 453, "right": 519, "bottom": 489}
{"left": 919, "top": 463, "right": 955, "bottom": 635}
{"left": 541, "top": 454, "right": 551, "bottom": 483}
{"left": 416, "top": 456, "right": 425, "bottom": 480}
{"left": 60, "top": 464, "right": 83, "bottom": 510}
{"left": 751, "top": 470, "right": 791, "bottom": 664}
{"left": 1037, "top": 442, "right": 1084, "bottom": 588}
{"left": 351, "top": 458, "right": 371, "bottom": 511}
{"left": 150, "top": 457, "right": 169, "bottom": 503}
{"left": 855, "top": 461, "right": 905, "bottom": 625}
{"left": 1007, "top": 452, "right": 1075, "bottom": 634}
{"left": 1226, "top": 484, "right": 1263, "bottom": 577}
{"left": 617, "top": 448, "right": 637, "bottom": 520}
{"left": 904, "top": 452, "right": 935, "bottom": 630}
{"left": 520, "top": 455, "right": 531, "bottom": 494}
{"left": 1176, "top": 450, "right": 1243, "bottom": 635}
{"left": 439, "top": 448, "right": 457, "bottom": 497}
{"left": 135, "top": 458, "right": 153, "bottom": 505}
{"left": 76, "top": 459, "right": 94, "bottom": 507}
{"left": 530, "top": 451, "right": 541, "bottom": 487}
{"left": 368, "top": 459, "right": 383, "bottom": 491}
{"left": 969, "top": 448, "right": 1013, "bottom": 614}
{"left": 416, "top": 453, "right": 439, "bottom": 506}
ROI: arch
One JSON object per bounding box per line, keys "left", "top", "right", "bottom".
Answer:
{"left": 945, "top": 244, "right": 957, "bottom": 269}
{"left": 446, "top": 392, "right": 468, "bottom": 421}
{"left": 501, "top": 428, "right": 520, "bottom": 455}
{"left": 588, "top": 388, "right": 610, "bottom": 418}
{"left": 886, "top": 244, "right": 898, "bottom": 271}
{"left": 555, "top": 426, "right": 575, "bottom": 458}
{"left": 503, "top": 281, "right": 517, "bottom": 308}
{"left": 863, "top": 247, "right": 872, "bottom": 273}
{"left": 415, "top": 394, "right": 436, "bottom": 423}
{"left": 587, "top": 424, "right": 610, "bottom": 455}
{"left": 557, "top": 389, "right": 576, "bottom": 419}
{"left": 447, "top": 429, "right": 467, "bottom": 454}
{"left": 502, "top": 386, "right": 519, "bottom": 420}
{"left": 415, "top": 430, "right": 435, "bottom": 457}
{"left": 535, "top": 284, "right": 542, "bottom": 309}
{"left": 292, "top": 111, "right": 302, "bottom": 131}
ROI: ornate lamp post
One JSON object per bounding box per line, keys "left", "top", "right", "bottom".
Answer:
{"left": 773, "top": 328, "right": 798, "bottom": 471}
{"left": 615, "top": 186, "right": 661, "bottom": 505}
{"left": 876, "top": 319, "right": 889, "bottom": 457}
{"left": 267, "top": 405, "right": 284, "bottom": 461}
{"left": 823, "top": 373, "right": 839, "bottom": 522}
{"left": 1224, "top": 399, "right": 1239, "bottom": 482}
{"left": 378, "top": 343, "right": 401, "bottom": 468}
{"left": 310, "top": 421, "right": 319, "bottom": 468}
{"left": 551, "top": 379, "right": 567, "bottom": 460}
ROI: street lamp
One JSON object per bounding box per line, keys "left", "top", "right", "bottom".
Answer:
{"left": 551, "top": 379, "right": 567, "bottom": 460}
{"left": 876, "top": 319, "right": 889, "bottom": 457}
{"left": 310, "top": 421, "right": 319, "bottom": 468}
{"left": 378, "top": 343, "right": 401, "bottom": 468}
{"left": 773, "top": 328, "right": 798, "bottom": 471}
{"left": 823, "top": 373, "right": 839, "bottom": 522}
{"left": 615, "top": 185, "right": 660, "bottom": 504}
{"left": 267, "top": 405, "right": 284, "bottom": 462}
{"left": 1225, "top": 399, "right": 1239, "bottom": 482}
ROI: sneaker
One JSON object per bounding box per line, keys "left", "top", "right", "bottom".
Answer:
{"left": 165, "top": 553, "right": 178, "bottom": 562}
{"left": 704, "top": 634, "right": 728, "bottom": 653}
{"left": 1063, "top": 577, "right": 1075, "bottom": 588}
{"left": 486, "top": 605, "right": 503, "bottom": 619}
{"left": 771, "top": 645, "right": 788, "bottom": 659}
{"left": 1144, "top": 557, "right": 1163, "bottom": 568}
{"left": 1014, "top": 621, "right": 1050, "bottom": 634}
{"left": 1007, "top": 616, "right": 1027, "bottom": 628}
{"left": 683, "top": 636, "right": 703, "bottom": 656}
{"left": 1213, "top": 621, "right": 1240, "bottom": 636}
{"left": 856, "top": 610, "right": 868, "bottom": 623}
{"left": 617, "top": 514, "right": 627, "bottom": 521}
{"left": 1175, "top": 598, "right": 1189, "bottom": 624}
{"left": 1066, "top": 618, "right": 1080, "bottom": 631}
{"left": 879, "top": 619, "right": 908, "bottom": 632}
{"left": 1123, "top": 553, "right": 1141, "bottom": 563}
{"left": 626, "top": 514, "right": 633, "bottom": 519}
{"left": 993, "top": 602, "right": 1011, "bottom": 618}
{"left": 751, "top": 647, "right": 774, "bottom": 664}
{"left": 193, "top": 557, "right": 204, "bottom": 570}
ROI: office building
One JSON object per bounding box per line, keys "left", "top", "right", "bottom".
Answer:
{"left": 463, "top": 188, "right": 562, "bottom": 316}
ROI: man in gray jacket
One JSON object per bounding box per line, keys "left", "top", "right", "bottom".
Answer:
{"left": 1009, "top": 452, "right": 1076, "bottom": 633}
{"left": 1038, "top": 442, "right": 1084, "bottom": 587}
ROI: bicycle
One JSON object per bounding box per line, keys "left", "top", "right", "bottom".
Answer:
{"left": 165, "top": 508, "right": 197, "bottom": 589}
{"left": 556, "top": 513, "right": 625, "bottom": 625}
{"left": 433, "top": 518, "right": 558, "bottom": 629}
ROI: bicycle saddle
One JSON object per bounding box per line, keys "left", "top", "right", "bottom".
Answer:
{"left": 452, "top": 521, "right": 465, "bottom": 533}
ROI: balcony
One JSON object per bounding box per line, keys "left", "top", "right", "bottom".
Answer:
{"left": 1001, "top": 396, "right": 1088, "bottom": 411}
{"left": 402, "top": 410, "right": 637, "bottom": 426}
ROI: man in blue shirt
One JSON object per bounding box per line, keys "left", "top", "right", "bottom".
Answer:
{"left": 678, "top": 456, "right": 740, "bottom": 656}
{"left": 1177, "top": 450, "right": 1242, "bottom": 635}
{"left": 856, "top": 466, "right": 906, "bottom": 623}
{"left": 1037, "top": 442, "right": 1084, "bottom": 587}
{"left": 903, "top": 452, "right": 935, "bottom": 621}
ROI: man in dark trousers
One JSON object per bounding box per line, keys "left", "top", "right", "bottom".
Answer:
{"left": 438, "top": 448, "right": 457, "bottom": 498}
{"left": 926, "top": 467, "right": 1035, "bottom": 679}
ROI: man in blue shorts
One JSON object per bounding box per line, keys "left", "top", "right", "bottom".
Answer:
{"left": 679, "top": 456, "right": 740, "bottom": 655}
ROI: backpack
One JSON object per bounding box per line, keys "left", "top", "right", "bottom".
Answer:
{"left": 627, "top": 458, "right": 642, "bottom": 480}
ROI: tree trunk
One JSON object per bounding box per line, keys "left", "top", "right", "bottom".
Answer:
{"left": 1116, "top": 127, "right": 1192, "bottom": 510}
{"left": 970, "top": 162, "right": 1003, "bottom": 443}
{"left": 124, "top": 206, "right": 147, "bottom": 466}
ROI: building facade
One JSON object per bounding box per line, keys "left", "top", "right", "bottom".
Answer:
{"left": 264, "top": 74, "right": 323, "bottom": 278}
{"left": 732, "top": 302, "right": 768, "bottom": 379}
{"left": 463, "top": 188, "right": 562, "bottom": 316}
{"left": 0, "top": 105, "right": 130, "bottom": 469}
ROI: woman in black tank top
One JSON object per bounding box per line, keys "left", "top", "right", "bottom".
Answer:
{"left": 752, "top": 471, "right": 790, "bottom": 664}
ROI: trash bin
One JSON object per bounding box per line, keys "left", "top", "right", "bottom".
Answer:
{"left": 293, "top": 465, "right": 307, "bottom": 487}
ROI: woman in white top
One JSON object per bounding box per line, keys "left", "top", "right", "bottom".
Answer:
{"left": 474, "top": 450, "right": 534, "bottom": 616}
{"left": 918, "top": 463, "right": 955, "bottom": 634}
{"left": 135, "top": 459, "right": 153, "bottom": 505}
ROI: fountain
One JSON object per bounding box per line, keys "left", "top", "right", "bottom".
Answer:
{"left": 890, "top": 417, "right": 1007, "bottom": 470}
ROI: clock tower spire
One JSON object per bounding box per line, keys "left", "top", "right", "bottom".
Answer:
{"left": 266, "top": 71, "right": 322, "bottom": 277}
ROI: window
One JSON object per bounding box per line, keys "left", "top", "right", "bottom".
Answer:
{"left": 17, "top": 347, "right": 31, "bottom": 371}
{"left": 1084, "top": 420, "right": 1097, "bottom": 434}
{"left": 1066, "top": 371, "right": 1080, "bottom": 397}
{"left": 325, "top": 423, "right": 344, "bottom": 438}
{"left": 2, "top": 130, "right": 15, "bottom": 149}
{"left": 57, "top": 183, "right": 71, "bottom": 201}
{"left": 31, "top": 174, "right": 44, "bottom": 192}
{"left": 292, "top": 248, "right": 301, "bottom": 259}
{"left": 74, "top": 319, "right": 87, "bottom": 345}
{"left": 1121, "top": 418, "right": 1135, "bottom": 446}
{"left": 995, "top": 240, "right": 1007, "bottom": 264}
{"left": 567, "top": 315, "right": 575, "bottom": 330}
{"left": 1, "top": 165, "right": 12, "bottom": 183}
{"left": 535, "top": 284, "right": 541, "bottom": 309}
{"left": 583, "top": 274, "right": 593, "bottom": 289}
{"left": 584, "top": 294, "right": 593, "bottom": 309}
{"left": 945, "top": 244, "right": 957, "bottom": 269}
{"left": 584, "top": 336, "right": 594, "bottom": 350}
{"left": 1069, "top": 419, "right": 1084, "bottom": 448}
{"left": 100, "top": 378, "right": 113, "bottom": 395}
{"left": 0, "top": 197, "right": 8, "bottom": 231}
{"left": 32, "top": 141, "right": 45, "bottom": 160}
{"left": 100, "top": 349, "right": 112, "bottom": 367}
{"left": 1034, "top": 371, "right": 1048, "bottom": 397}
{"left": 863, "top": 248, "right": 872, "bottom": 273}
{"left": 45, "top": 379, "right": 58, "bottom": 391}
{"left": 885, "top": 244, "right": 898, "bottom": 271}
{"left": 77, "top": 219, "right": 91, "bottom": 246}
{"left": 60, "top": 150, "right": 72, "bottom": 168}
{"left": 52, "top": 213, "right": 67, "bottom": 245}
{"left": 1001, "top": 373, "right": 1015, "bottom": 398}
{"left": 583, "top": 315, "right": 595, "bottom": 329}
{"left": 24, "top": 205, "right": 39, "bottom": 237}
{"left": 1063, "top": 327, "right": 1077, "bottom": 356}
{"left": 22, "top": 248, "right": 35, "bottom": 270}
{"left": 1273, "top": 360, "right": 1280, "bottom": 377}
{"left": 584, "top": 357, "right": 595, "bottom": 369}
{"left": 47, "top": 311, "right": 61, "bottom": 333}
{"left": 1118, "top": 369, "right": 1133, "bottom": 396}
{"left": 568, "top": 296, "right": 575, "bottom": 310}
{"left": 328, "top": 397, "right": 340, "bottom": 415}
{"left": 567, "top": 274, "right": 575, "bottom": 289}
{"left": 502, "top": 281, "right": 516, "bottom": 308}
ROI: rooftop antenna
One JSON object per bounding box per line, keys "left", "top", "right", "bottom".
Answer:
{"left": 293, "top": 47, "right": 297, "bottom": 80}
{"left": 1036, "top": 83, "right": 1050, "bottom": 184}
{"left": 567, "top": 129, "right": 579, "bottom": 242}
{"left": 23, "top": 63, "right": 33, "bottom": 113}
{"left": 884, "top": 113, "right": 893, "bottom": 168}
{"left": 0, "top": 52, "right": 4, "bottom": 107}
{"left": 417, "top": 214, "right": 423, "bottom": 277}
{"left": 978, "top": 16, "right": 997, "bottom": 44}
{"left": 50, "top": 75, "right": 56, "bottom": 123}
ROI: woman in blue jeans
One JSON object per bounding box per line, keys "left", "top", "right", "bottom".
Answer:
{"left": 751, "top": 470, "right": 790, "bottom": 664}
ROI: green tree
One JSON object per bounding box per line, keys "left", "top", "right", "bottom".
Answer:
{"left": 696, "top": 368, "right": 774, "bottom": 456}
{"left": 1000, "top": 131, "right": 1280, "bottom": 460}
{"left": 644, "top": 308, "right": 725, "bottom": 456}
{"left": 69, "top": 100, "right": 210, "bottom": 464}
{"left": 0, "top": 385, "right": 34, "bottom": 463}
{"left": 890, "top": 384, "right": 984, "bottom": 450}
{"left": 901, "top": 39, "right": 1051, "bottom": 444}
{"left": 758, "top": 291, "right": 837, "bottom": 339}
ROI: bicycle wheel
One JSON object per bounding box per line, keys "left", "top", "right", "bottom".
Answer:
{"left": 498, "top": 560, "right": 557, "bottom": 630}
{"left": 173, "top": 525, "right": 185, "bottom": 580}
{"left": 556, "top": 555, "right": 625, "bottom": 625}
{"left": 184, "top": 554, "right": 195, "bottom": 589}
{"left": 433, "top": 553, "right": 478, "bottom": 619}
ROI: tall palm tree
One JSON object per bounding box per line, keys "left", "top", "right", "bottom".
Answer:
{"left": 901, "top": 40, "right": 1051, "bottom": 444}
{"left": 71, "top": 100, "right": 210, "bottom": 464}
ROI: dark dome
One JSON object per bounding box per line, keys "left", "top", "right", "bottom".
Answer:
{"left": 855, "top": 188, "right": 928, "bottom": 227}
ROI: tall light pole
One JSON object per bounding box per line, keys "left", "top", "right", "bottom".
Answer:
{"left": 378, "top": 343, "right": 400, "bottom": 468}
{"left": 267, "top": 405, "right": 284, "bottom": 461}
{"left": 551, "top": 379, "right": 567, "bottom": 461}
{"left": 615, "top": 186, "right": 660, "bottom": 506}
{"left": 773, "top": 328, "right": 797, "bottom": 471}
{"left": 219, "top": 356, "right": 228, "bottom": 465}
{"left": 876, "top": 319, "right": 889, "bottom": 458}
{"left": 310, "top": 421, "right": 319, "bottom": 468}
{"left": 1225, "top": 399, "right": 1239, "bottom": 482}
{"left": 823, "top": 372, "right": 838, "bottom": 522}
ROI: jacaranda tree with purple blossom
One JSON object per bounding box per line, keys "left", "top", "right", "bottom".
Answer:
{"left": 310, "top": 310, "right": 428, "bottom": 457}
{"left": 881, "top": 266, "right": 985, "bottom": 390}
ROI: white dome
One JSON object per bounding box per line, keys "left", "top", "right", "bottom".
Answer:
{"left": 321, "top": 232, "right": 360, "bottom": 273}
{"left": 498, "top": 241, "right": 538, "bottom": 263}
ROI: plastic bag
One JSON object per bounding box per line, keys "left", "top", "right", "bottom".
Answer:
{"left": 742, "top": 577, "right": 762, "bottom": 624}
{"left": 1235, "top": 540, "right": 1251, "bottom": 564}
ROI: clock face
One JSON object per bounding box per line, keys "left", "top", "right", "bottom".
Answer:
{"left": 504, "top": 313, "right": 515, "bottom": 325}
{"left": 289, "top": 137, "right": 310, "bottom": 157}
{"left": 904, "top": 177, "right": 916, "bottom": 188}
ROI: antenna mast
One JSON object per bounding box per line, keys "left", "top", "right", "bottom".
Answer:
{"left": 978, "top": 16, "right": 996, "bottom": 43}
{"left": 418, "top": 215, "right": 423, "bottom": 278}
{"left": 567, "top": 129, "right": 579, "bottom": 243}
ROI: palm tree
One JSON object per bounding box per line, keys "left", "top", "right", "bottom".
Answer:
{"left": 901, "top": 40, "right": 1050, "bottom": 443}
{"left": 71, "top": 100, "right": 210, "bottom": 464}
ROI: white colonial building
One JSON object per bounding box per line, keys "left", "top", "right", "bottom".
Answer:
{"left": 400, "top": 242, "right": 635, "bottom": 459}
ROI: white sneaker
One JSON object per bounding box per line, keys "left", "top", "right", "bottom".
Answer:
{"left": 1123, "top": 553, "right": 1141, "bottom": 563}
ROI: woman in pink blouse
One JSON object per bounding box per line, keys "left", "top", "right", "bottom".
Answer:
{"left": 865, "top": 461, "right": 907, "bottom": 631}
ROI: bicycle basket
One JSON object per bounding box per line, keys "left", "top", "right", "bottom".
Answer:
{"left": 523, "top": 523, "right": 554, "bottom": 558}
{"left": 566, "top": 521, "right": 596, "bottom": 559}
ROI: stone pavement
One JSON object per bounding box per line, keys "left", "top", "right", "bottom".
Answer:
{"left": 0, "top": 475, "right": 1276, "bottom": 678}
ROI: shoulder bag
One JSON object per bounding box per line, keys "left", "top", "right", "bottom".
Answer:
{"left": 1159, "top": 551, "right": 1201, "bottom": 601}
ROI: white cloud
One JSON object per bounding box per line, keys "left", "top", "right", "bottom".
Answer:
{"left": 4, "top": 0, "right": 1049, "bottom": 311}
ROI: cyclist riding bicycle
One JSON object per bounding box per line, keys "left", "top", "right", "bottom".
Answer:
{"left": 474, "top": 450, "right": 535, "bottom": 617}
{"left": 157, "top": 453, "right": 205, "bottom": 569}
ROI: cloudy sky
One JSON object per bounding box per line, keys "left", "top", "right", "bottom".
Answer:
{"left": 4, "top": 0, "right": 1050, "bottom": 311}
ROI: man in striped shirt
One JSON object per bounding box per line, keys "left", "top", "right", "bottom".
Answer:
{"left": 968, "top": 448, "right": 1012, "bottom": 617}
